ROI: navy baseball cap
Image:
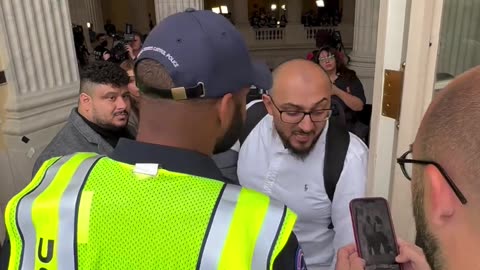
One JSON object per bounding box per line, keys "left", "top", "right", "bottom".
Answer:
{"left": 136, "top": 9, "right": 272, "bottom": 100}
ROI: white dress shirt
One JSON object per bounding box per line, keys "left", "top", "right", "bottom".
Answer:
{"left": 237, "top": 115, "right": 368, "bottom": 270}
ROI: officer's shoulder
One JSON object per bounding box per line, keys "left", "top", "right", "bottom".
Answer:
{"left": 235, "top": 185, "right": 285, "bottom": 205}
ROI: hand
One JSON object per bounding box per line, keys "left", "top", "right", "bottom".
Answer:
{"left": 395, "top": 238, "right": 432, "bottom": 270}
{"left": 332, "top": 84, "right": 342, "bottom": 96}
{"left": 125, "top": 44, "right": 135, "bottom": 59}
{"left": 103, "top": 52, "right": 111, "bottom": 61}
{"left": 335, "top": 244, "right": 365, "bottom": 270}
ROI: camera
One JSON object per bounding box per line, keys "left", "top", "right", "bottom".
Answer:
{"left": 110, "top": 24, "right": 134, "bottom": 63}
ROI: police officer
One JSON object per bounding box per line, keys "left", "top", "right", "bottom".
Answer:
{"left": 0, "top": 10, "right": 306, "bottom": 270}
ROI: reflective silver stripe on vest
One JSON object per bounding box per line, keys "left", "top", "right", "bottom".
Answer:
{"left": 198, "top": 184, "right": 241, "bottom": 270}
{"left": 251, "top": 198, "right": 286, "bottom": 270}
{"left": 57, "top": 155, "right": 102, "bottom": 269}
{"left": 16, "top": 155, "right": 73, "bottom": 270}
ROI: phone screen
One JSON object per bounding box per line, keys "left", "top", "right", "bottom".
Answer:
{"left": 350, "top": 198, "right": 400, "bottom": 270}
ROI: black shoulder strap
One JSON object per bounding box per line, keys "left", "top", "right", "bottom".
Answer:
{"left": 323, "top": 119, "right": 350, "bottom": 202}
{"left": 239, "top": 101, "right": 268, "bottom": 145}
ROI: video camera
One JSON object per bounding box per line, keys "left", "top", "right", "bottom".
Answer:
{"left": 110, "top": 24, "right": 135, "bottom": 63}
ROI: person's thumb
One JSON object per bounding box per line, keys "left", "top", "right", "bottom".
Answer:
{"left": 350, "top": 257, "right": 366, "bottom": 270}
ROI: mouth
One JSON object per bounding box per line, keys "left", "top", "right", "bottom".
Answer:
{"left": 114, "top": 111, "right": 128, "bottom": 119}
{"left": 292, "top": 133, "right": 313, "bottom": 143}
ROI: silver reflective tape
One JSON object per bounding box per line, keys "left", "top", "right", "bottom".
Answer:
{"left": 198, "top": 185, "right": 241, "bottom": 270}
{"left": 251, "top": 198, "right": 286, "bottom": 270}
{"left": 16, "top": 155, "right": 73, "bottom": 270}
{"left": 57, "top": 155, "right": 102, "bottom": 269}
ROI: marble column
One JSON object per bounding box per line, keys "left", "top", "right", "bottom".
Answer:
{"left": 233, "top": 0, "right": 249, "bottom": 26}
{"left": 437, "top": 0, "right": 480, "bottom": 76}
{"left": 0, "top": 0, "right": 80, "bottom": 207}
{"left": 129, "top": 0, "right": 150, "bottom": 34}
{"left": 348, "top": 0, "right": 380, "bottom": 104}
{"left": 89, "top": 0, "right": 105, "bottom": 35}
{"left": 285, "top": 0, "right": 304, "bottom": 44}
{"left": 154, "top": 0, "right": 204, "bottom": 23}
{"left": 69, "top": 0, "right": 104, "bottom": 50}
{"left": 286, "top": 0, "right": 302, "bottom": 25}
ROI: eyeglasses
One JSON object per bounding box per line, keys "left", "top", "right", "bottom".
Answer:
{"left": 396, "top": 148, "right": 467, "bottom": 204}
{"left": 319, "top": 54, "right": 335, "bottom": 63}
{"left": 269, "top": 97, "right": 332, "bottom": 124}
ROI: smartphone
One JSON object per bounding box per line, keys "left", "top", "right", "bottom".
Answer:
{"left": 349, "top": 198, "right": 401, "bottom": 270}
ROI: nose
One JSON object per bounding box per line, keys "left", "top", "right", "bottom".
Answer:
{"left": 297, "top": 114, "right": 315, "bottom": 132}
{"left": 116, "top": 96, "right": 129, "bottom": 110}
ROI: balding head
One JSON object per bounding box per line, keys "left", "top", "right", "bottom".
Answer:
{"left": 263, "top": 59, "right": 332, "bottom": 159}
{"left": 415, "top": 66, "right": 480, "bottom": 203}
{"left": 270, "top": 59, "right": 331, "bottom": 97}
{"left": 411, "top": 66, "right": 480, "bottom": 270}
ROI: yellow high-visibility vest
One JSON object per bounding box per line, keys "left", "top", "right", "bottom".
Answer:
{"left": 5, "top": 152, "right": 297, "bottom": 269}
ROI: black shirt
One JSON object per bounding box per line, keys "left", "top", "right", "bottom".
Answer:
{"left": 93, "top": 45, "right": 110, "bottom": 61}
{"left": 0, "top": 139, "right": 306, "bottom": 270}
{"left": 77, "top": 110, "right": 133, "bottom": 148}
{"left": 333, "top": 72, "right": 367, "bottom": 123}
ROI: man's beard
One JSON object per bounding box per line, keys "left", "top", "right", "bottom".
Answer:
{"left": 412, "top": 178, "right": 444, "bottom": 270}
{"left": 92, "top": 109, "right": 129, "bottom": 131}
{"left": 213, "top": 104, "right": 244, "bottom": 154}
{"left": 276, "top": 126, "right": 321, "bottom": 160}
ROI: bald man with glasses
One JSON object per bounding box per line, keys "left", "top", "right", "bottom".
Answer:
{"left": 336, "top": 66, "right": 480, "bottom": 270}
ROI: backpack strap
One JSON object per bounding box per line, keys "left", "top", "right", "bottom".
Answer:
{"left": 239, "top": 100, "right": 268, "bottom": 145}
{"left": 324, "top": 119, "right": 350, "bottom": 230}
{"left": 323, "top": 119, "right": 350, "bottom": 202}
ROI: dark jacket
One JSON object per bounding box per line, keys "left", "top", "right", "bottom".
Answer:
{"left": 32, "top": 108, "right": 114, "bottom": 176}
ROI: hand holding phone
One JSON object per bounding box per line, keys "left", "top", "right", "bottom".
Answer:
{"left": 395, "top": 239, "right": 432, "bottom": 270}
{"left": 350, "top": 198, "right": 401, "bottom": 270}
{"left": 335, "top": 241, "right": 431, "bottom": 270}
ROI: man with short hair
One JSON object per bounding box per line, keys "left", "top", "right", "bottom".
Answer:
{"left": 336, "top": 66, "right": 480, "bottom": 270}
{"left": 1, "top": 10, "right": 305, "bottom": 269}
{"left": 32, "top": 61, "right": 132, "bottom": 175}
{"left": 93, "top": 33, "right": 111, "bottom": 61}
{"left": 238, "top": 59, "right": 368, "bottom": 270}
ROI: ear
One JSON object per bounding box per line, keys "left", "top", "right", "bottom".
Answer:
{"left": 217, "top": 93, "right": 235, "bottom": 131}
{"left": 262, "top": 94, "right": 274, "bottom": 115}
{"left": 424, "top": 164, "right": 456, "bottom": 227}
{"left": 79, "top": 93, "right": 92, "bottom": 110}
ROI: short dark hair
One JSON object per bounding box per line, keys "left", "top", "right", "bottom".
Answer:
{"left": 79, "top": 61, "right": 129, "bottom": 94}
{"left": 135, "top": 59, "right": 175, "bottom": 92}
{"left": 120, "top": 59, "right": 135, "bottom": 72}
{"left": 96, "top": 33, "right": 107, "bottom": 41}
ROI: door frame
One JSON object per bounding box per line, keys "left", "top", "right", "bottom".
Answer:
{"left": 368, "top": 0, "right": 445, "bottom": 240}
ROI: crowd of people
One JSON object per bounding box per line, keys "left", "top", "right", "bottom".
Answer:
{"left": 1, "top": 8, "right": 479, "bottom": 270}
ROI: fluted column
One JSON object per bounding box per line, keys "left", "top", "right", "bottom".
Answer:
{"left": 350, "top": 0, "right": 380, "bottom": 64}
{"left": 285, "top": 0, "right": 304, "bottom": 44}
{"left": 129, "top": 0, "right": 150, "bottom": 34}
{"left": 2, "top": 0, "right": 79, "bottom": 98}
{"left": 0, "top": 0, "right": 80, "bottom": 201}
{"left": 437, "top": 0, "right": 480, "bottom": 76}
{"left": 348, "top": 0, "right": 380, "bottom": 103}
{"left": 286, "top": 0, "right": 302, "bottom": 25}
{"left": 233, "top": 0, "right": 249, "bottom": 25}
{"left": 69, "top": 0, "right": 104, "bottom": 50}
{"left": 92, "top": 0, "right": 104, "bottom": 34}
{"left": 155, "top": 0, "right": 204, "bottom": 23}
